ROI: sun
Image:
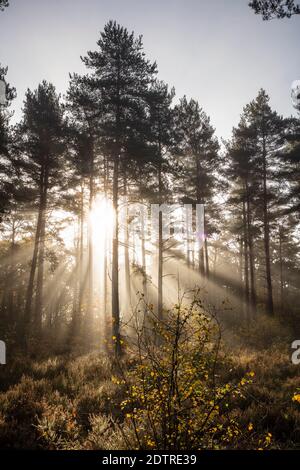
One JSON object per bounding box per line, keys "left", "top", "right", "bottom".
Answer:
{"left": 89, "top": 195, "right": 114, "bottom": 250}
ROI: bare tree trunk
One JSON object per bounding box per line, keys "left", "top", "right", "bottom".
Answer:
{"left": 112, "top": 153, "right": 121, "bottom": 356}
{"left": 34, "top": 207, "right": 45, "bottom": 336}
{"left": 279, "top": 227, "right": 284, "bottom": 315}
{"left": 185, "top": 206, "right": 190, "bottom": 268}
{"left": 204, "top": 238, "right": 209, "bottom": 279}
{"left": 103, "top": 233, "right": 108, "bottom": 338}
{"left": 87, "top": 149, "right": 94, "bottom": 329}
{"left": 239, "top": 236, "right": 243, "bottom": 286}
{"left": 71, "top": 197, "right": 82, "bottom": 338}
{"left": 196, "top": 158, "right": 205, "bottom": 276}
{"left": 7, "top": 217, "right": 16, "bottom": 325}
{"left": 141, "top": 207, "right": 148, "bottom": 302}
{"left": 72, "top": 217, "right": 80, "bottom": 317}
{"left": 78, "top": 180, "right": 84, "bottom": 318}
{"left": 203, "top": 207, "right": 210, "bottom": 279}
{"left": 262, "top": 135, "right": 274, "bottom": 315}
{"left": 246, "top": 181, "right": 256, "bottom": 310}
{"left": 34, "top": 168, "right": 48, "bottom": 336}
{"left": 243, "top": 201, "right": 250, "bottom": 320}
{"left": 199, "top": 248, "right": 205, "bottom": 276}
{"left": 23, "top": 169, "right": 44, "bottom": 340}
{"left": 158, "top": 160, "right": 163, "bottom": 321}
{"left": 123, "top": 173, "right": 131, "bottom": 304}
{"left": 213, "top": 246, "right": 218, "bottom": 275}
{"left": 102, "top": 158, "right": 109, "bottom": 345}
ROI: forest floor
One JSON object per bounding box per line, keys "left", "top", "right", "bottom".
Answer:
{"left": 0, "top": 315, "right": 300, "bottom": 450}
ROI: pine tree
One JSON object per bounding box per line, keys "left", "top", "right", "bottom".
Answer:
{"left": 20, "top": 82, "right": 65, "bottom": 339}
{"left": 66, "top": 73, "right": 102, "bottom": 335}
{"left": 174, "top": 96, "right": 219, "bottom": 278}
{"left": 281, "top": 117, "right": 300, "bottom": 216}
{"left": 81, "top": 21, "right": 157, "bottom": 356}
{"left": 249, "top": 0, "right": 300, "bottom": 20}
{"left": 0, "top": 65, "right": 16, "bottom": 219}
{"left": 235, "top": 90, "right": 283, "bottom": 315}
{"left": 226, "top": 117, "right": 259, "bottom": 313}
{"left": 146, "top": 80, "right": 174, "bottom": 320}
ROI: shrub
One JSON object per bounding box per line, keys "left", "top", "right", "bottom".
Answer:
{"left": 0, "top": 376, "right": 50, "bottom": 448}
{"left": 117, "top": 295, "right": 255, "bottom": 450}
{"left": 36, "top": 401, "right": 81, "bottom": 449}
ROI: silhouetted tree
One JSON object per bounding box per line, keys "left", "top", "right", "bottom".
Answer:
{"left": 243, "top": 90, "right": 283, "bottom": 315}
{"left": 249, "top": 0, "right": 300, "bottom": 19}
{"left": 174, "top": 97, "right": 219, "bottom": 277}
{"left": 226, "top": 117, "right": 259, "bottom": 314}
{"left": 146, "top": 81, "right": 174, "bottom": 320}
{"left": 0, "top": 65, "right": 16, "bottom": 219}
{"left": 81, "top": 21, "right": 157, "bottom": 356}
{"left": 20, "top": 82, "right": 65, "bottom": 339}
{"left": 66, "top": 73, "right": 102, "bottom": 335}
{"left": 0, "top": 0, "right": 9, "bottom": 12}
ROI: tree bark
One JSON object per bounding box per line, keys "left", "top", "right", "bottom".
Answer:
{"left": 78, "top": 180, "right": 84, "bottom": 319}
{"left": 23, "top": 168, "right": 44, "bottom": 340}
{"left": 196, "top": 157, "right": 205, "bottom": 276}
{"left": 158, "top": 159, "right": 163, "bottom": 321}
{"left": 112, "top": 152, "right": 121, "bottom": 356}
{"left": 279, "top": 227, "right": 284, "bottom": 315}
{"left": 34, "top": 166, "right": 48, "bottom": 336}
{"left": 204, "top": 208, "right": 210, "bottom": 279}
{"left": 245, "top": 180, "right": 256, "bottom": 310}
{"left": 123, "top": 173, "right": 131, "bottom": 303}
{"left": 87, "top": 145, "right": 94, "bottom": 329}
{"left": 242, "top": 201, "right": 250, "bottom": 319}
{"left": 262, "top": 134, "right": 274, "bottom": 315}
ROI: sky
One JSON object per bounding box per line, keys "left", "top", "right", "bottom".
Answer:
{"left": 0, "top": 0, "right": 299, "bottom": 140}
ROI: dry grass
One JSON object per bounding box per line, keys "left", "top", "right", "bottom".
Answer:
{"left": 0, "top": 315, "right": 299, "bottom": 449}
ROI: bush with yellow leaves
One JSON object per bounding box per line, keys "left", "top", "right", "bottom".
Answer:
{"left": 117, "top": 293, "right": 256, "bottom": 450}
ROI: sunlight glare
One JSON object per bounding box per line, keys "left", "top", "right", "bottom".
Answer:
{"left": 89, "top": 195, "right": 114, "bottom": 253}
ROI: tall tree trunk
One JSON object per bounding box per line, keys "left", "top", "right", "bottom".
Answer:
{"left": 204, "top": 208, "right": 209, "bottom": 278}
{"left": 87, "top": 147, "right": 94, "bottom": 329}
{"left": 243, "top": 201, "right": 250, "bottom": 319}
{"left": 279, "top": 227, "right": 284, "bottom": 315}
{"left": 213, "top": 246, "right": 218, "bottom": 275}
{"left": 34, "top": 214, "right": 45, "bottom": 335}
{"left": 204, "top": 238, "right": 209, "bottom": 279}
{"left": 239, "top": 236, "right": 243, "bottom": 283}
{"left": 185, "top": 206, "right": 190, "bottom": 268}
{"left": 78, "top": 180, "right": 84, "bottom": 318}
{"left": 103, "top": 158, "right": 109, "bottom": 345}
{"left": 7, "top": 217, "right": 16, "bottom": 325}
{"left": 112, "top": 152, "right": 121, "bottom": 356}
{"left": 111, "top": 56, "right": 123, "bottom": 357}
{"left": 23, "top": 169, "right": 44, "bottom": 340}
{"left": 239, "top": 235, "right": 244, "bottom": 313}
{"left": 158, "top": 159, "right": 163, "bottom": 321}
{"left": 262, "top": 134, "right": 274, "bottom": 315}
{"left": 103, "top": 233, "right": 108, "bottom": 339}
{"left": 141, "top": 206, "right": 148, "bottom": 302}
{"left": 196, "top": 157, "right": 205, "bottom": 276}
{"left": 123, "top": 173, "right": 131, "bottom": 303}
{"left": 34, "top": 167, "right": 48, "bottom": 336}
{"left": 71, "top": 198, "right": 82, "bottom": 338}
{"left": 245, "top": 181, "right": 256, "bottom": 310}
